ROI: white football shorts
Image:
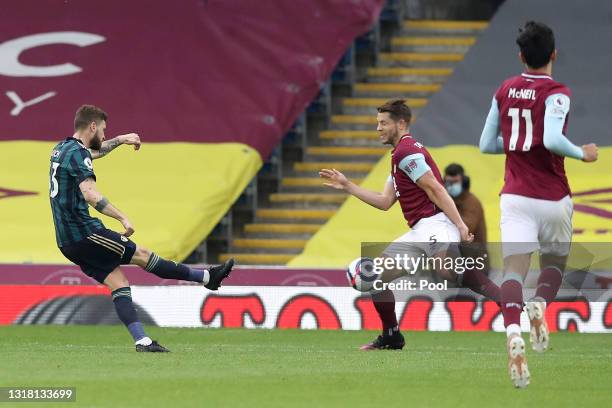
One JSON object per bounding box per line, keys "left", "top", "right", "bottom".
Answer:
{"left": 500, "top": 193, "right": 573, "bottom": 257}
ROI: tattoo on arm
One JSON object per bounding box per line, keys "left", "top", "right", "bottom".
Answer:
{"left": 95, "top": 197, "right": 110, "bottom": 212}
{"left": 93, "top": 138, "right": 122, "bottom": 159}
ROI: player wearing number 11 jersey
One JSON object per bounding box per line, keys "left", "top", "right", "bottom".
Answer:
{"left": 480, "top": 21, "right": 598, "bottom": 388}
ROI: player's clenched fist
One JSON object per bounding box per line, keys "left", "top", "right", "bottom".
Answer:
{"left": 119, "top": 133, "right": 141, "bottom": 150}
{"left": 120, "top": 217, "right": 135, "bottom": 237}
{"left": 582, "top": 143, "right": 598, "bottom": 162}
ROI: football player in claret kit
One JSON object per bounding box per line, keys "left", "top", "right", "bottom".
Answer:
{"left": 49, "top": 105, "right": 234, "bottom": 352}
{"left": 320, "top": 99, "right": 501, "bottom": 350}
{"left": 480, "top": 21, "right": 598, "bottom": 387}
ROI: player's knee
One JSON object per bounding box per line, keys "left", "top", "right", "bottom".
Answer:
{"left": 139, "top": 246, "right": 152, "bottom": 258}
{"left": 104, "top": 269, "right": 130, "bottom": 291}
{"left": 133, "top": 246, "right": 152, "bottom": 264}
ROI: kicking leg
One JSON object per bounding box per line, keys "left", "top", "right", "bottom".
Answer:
{"left": 433, "top": 246, "right": 501, "bottom": 303}
{"left": 130, "top": 246, "right": 234, "bottom": 290}
{"left": 104, "top": 267, "right": 169, "bottom": 352}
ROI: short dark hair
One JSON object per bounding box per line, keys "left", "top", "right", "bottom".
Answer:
{"left": 444, "top": 163, "right": 465, "bottom": 177}
{"left": 516, "top": 21, "right": 555, "bottom": 69}
{"left": 377, "top": 99, "right": 412, "bottom": 123}
{"left": 74, "top": 105, "right": 107, "bottom": 130}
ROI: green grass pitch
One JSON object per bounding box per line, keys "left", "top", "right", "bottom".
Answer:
{"left": 1, "top": 326, "right": 611, "bottom": 407}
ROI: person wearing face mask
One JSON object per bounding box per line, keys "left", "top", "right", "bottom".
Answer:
{"left": 444, "top": 163, "right": 490, "bottom": 280}
{"left": 444, "top": 163, "right": 487, "bottom": 245}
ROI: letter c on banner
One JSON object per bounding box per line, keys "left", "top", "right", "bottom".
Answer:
{"left": 0, "top": 31, "right": 106, "bottom": 77}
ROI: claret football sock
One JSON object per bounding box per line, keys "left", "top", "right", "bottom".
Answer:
{"left": 145, "top": 252, "right": 210, "bottom": 284}
{"left": 535, "top": 266, "right": 563, "bottom": 304}
{"left": 500, "top": 272, "right": 524, "bottom": 336}
{"left": 112, "top": 287, "right": 148, "bottom": 342}
{"left": 371, "top": 289, "right": 398, "bottom": 331}
{"left": 461, "top": 268, "right": 501, "bottom": 303}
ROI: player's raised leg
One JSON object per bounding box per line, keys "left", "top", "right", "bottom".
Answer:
{"left": 130, "top": 246, "right": 234, "bottom": 290}
{"left": 437, "top": 244, "right": 501, "bottom": 303}
{"left": 104, "top": 267, "right": 169, "bottom": 352}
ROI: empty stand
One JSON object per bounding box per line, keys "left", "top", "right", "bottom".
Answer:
{"left": 220, "top": 19, "right": 488, "bottom": 265}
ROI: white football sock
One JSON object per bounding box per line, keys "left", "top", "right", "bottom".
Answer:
{"left": 506, "top": 324, "right": 521, "bottom": 338}
{"left": 202, "top": 269, "right": 210, "bottom": 285}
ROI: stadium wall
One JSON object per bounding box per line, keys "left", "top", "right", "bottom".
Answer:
{"left": 0, "top": 0, "right": 383, "bottom": 263}
{"left": 1, "top": 265, "right": 611, "bottom": 333}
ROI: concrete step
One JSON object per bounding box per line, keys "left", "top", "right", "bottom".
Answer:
{"left": 244, "top": 223, "right": 322, "bottom": 234}
{"left": 270, "top": 193, "right": 347, "bottom": 205}
{"left": 317, "top": 129, "right": 381, "bottom": 146}
{"left": 401, "top": 20, "right": 488, "bottom": 35}
{"left": 319, "top": 130, "right": 377, "bottom": 140}
{"left": 306, "top": 146, "right": 388, "bottom": 161}
{"left": 342, "top": 96, "right": 428, "bottom": 114}
{"left": 354, "top": 82, "right": 440, "bottom": 97}
{"left": 280, "top": 177, "right": 363, "bottom": 189}
{"left": 255, "top": 208, "right": 336, "bottom": 221}
{"left": 366, "top": 67, "right": 452, "bottom": 83}
{"left": 294, "top": 161, "right": 376, "bottom": 173}
{"left": 233, "top": 238, "right": 308, "bottom": 250}
{"left": 219, "top": 253, "right": 295, "bottom": 265}
{"left": 390, "top": 36, "right": 475, "bottom": 53}
{"left": 378, "top": 52, "right": 464, "bottom": 67}
{"left": 341, "top": 97, "right": 428, "bottom": 114}
{"left": 330, "top": 114, "right": 378, "bottom": 130}
{"left": 281, "top": 177, "right": 337, "bottom": 188}
{"left": 279, "top": 176, "right": 363, "bottom": 192}
{"left": 331, "top": 114, "right": 422, "bottom": 131}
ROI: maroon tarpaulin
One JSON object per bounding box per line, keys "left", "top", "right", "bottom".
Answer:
{"left": 0, "top": 0, "right": 382, "bottom": 158}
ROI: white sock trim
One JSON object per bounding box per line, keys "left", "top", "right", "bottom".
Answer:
{"left": 135, "top": 336, "right": 152, "bottom": 346}
{"left": 202, "top": 269, "right": 210, "bottom": 285}
{"left": 506, "top": 324, "right": 521, "bottom": 338}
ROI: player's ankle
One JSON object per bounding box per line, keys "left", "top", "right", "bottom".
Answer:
{"left": 506, "top": 324, "right": 521, "bottom": 338}
{"left": 135, "top": 336, "right": 152, "bottom": 346}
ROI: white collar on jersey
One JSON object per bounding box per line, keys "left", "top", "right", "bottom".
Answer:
{"left": 521, "top": 72, "right": 552, "bottom": 80}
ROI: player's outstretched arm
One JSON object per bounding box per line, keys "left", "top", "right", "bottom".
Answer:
{"left": 79, "top": 177, "right": 135, "bottom": 236}
{"left": 89, "top": 133, "right": 141, "bottom": 160}
{"left": 479, "top": 98, "right": 504, "bottom": 154}
{"left": 319, "top": 168, "right": 396, "bottom": 210}
{"left": 416, "top": 172, "right": 474, "bottom": 242}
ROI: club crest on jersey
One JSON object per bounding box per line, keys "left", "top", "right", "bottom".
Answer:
{"left": 403, "top": 159, "right": 418, "bottom": 173}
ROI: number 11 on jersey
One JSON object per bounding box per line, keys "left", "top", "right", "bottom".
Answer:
{"left": 508, "top": 108, "right": 533, "bottom": 151}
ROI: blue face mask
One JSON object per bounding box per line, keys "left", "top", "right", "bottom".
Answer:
{"left": 446, "top": 181, "right": 463, "bottom": 198}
